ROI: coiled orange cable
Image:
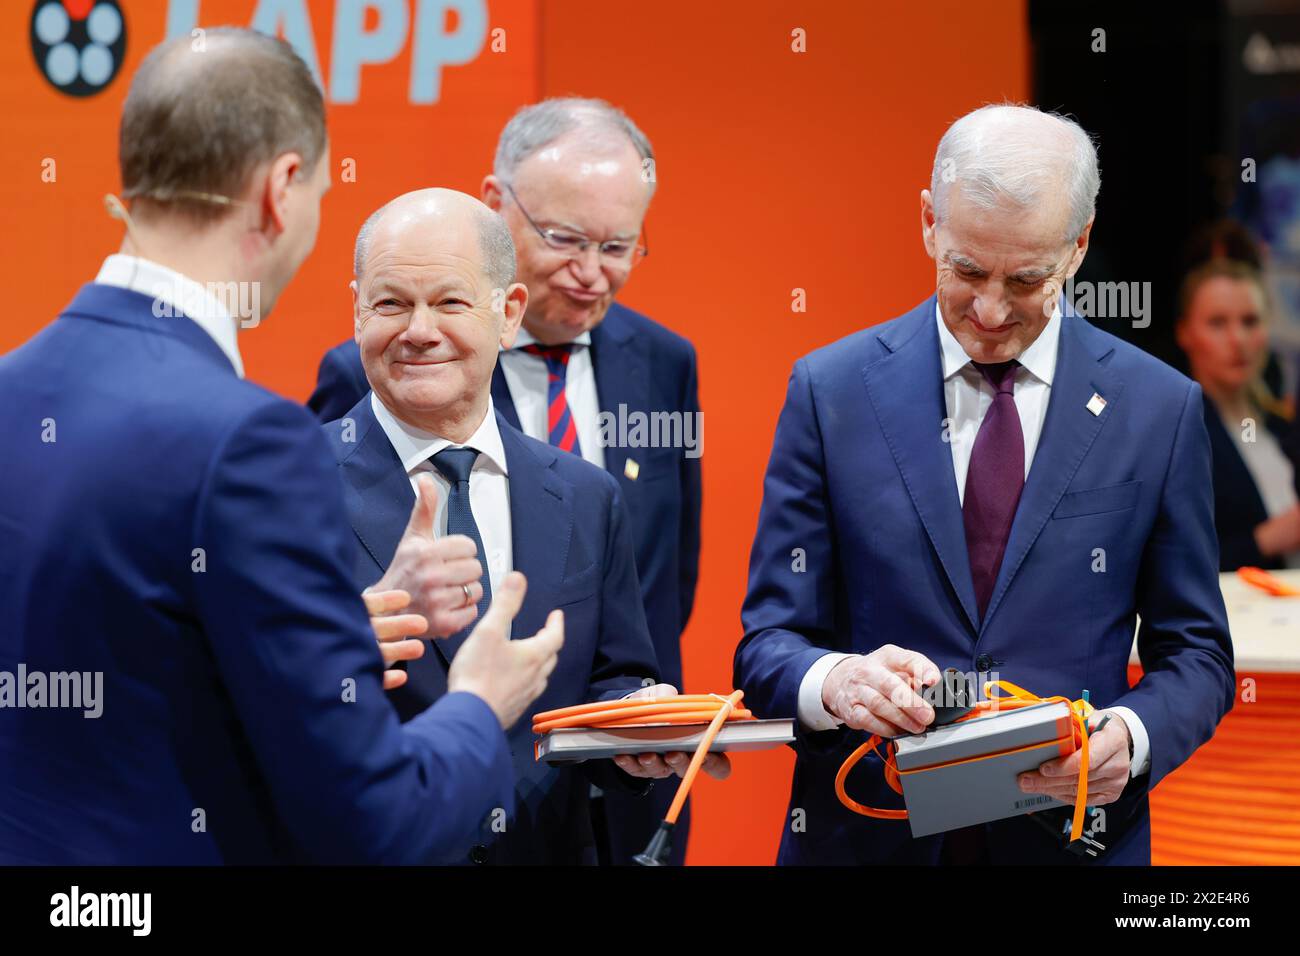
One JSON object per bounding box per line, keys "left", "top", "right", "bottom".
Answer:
{"left": 533, "top": 691, "right": 751, "bottom": 824}
{"left": 834, "top": 680, "right": 1095, "bottom": 842}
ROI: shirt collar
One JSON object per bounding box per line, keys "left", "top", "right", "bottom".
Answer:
{"left": 95, "top": 254, "right": 244, "bottom": 378}
{"left": 370, "top": 392, "right": 509, "bottom": 477}
{"left": 934, "top": 298, "right": 1061, "bottom": 386}
{"left": 510, "top": 327, "right": 592, "bottom": 350}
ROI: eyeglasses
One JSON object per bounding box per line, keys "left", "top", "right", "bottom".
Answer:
{"left": 502, "top": 182, "right": 648, "bottom": 270}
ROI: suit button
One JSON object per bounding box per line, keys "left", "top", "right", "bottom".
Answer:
{"left": 469, "top": 844, "right": 489, "bottom": 865}
{"left": 975, "top": 654, "right": 994, "bottom": 672}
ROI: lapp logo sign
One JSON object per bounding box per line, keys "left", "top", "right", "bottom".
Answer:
{"left": 30, "top": 0, "right": 127, "bottom": 97}
{"left": 164, "top": 0, "right": 489, "bottom": 104}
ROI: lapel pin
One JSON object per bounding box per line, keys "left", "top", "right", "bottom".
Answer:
{"left": 1086, "top": 393, "right": 1107, "bottom": 417}
{"left": 624, "top": 458, "right": 640, "bottom": 481}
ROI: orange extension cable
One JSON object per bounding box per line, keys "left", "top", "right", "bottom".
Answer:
{"left": 834, "top": 680, "right": 1096, "bottom": 843}
{"left": 533, "top": 691, "right": 751, "bottom": 863}
{"left": 1238, "top": 565, "right": 1300, "bottom": 596}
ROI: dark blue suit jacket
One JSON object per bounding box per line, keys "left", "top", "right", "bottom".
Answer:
{"left": 735, "top": 297, "right": 1235, "bottom": 866}
{"left": 1203, "top": 396, "right": 1296, "bottom": 571}
{"left": 322, "top": 396, "right": 660, "bottom": 864}
{"left": 0, "top": 284, "right": 514, "bottom": 864}
{"left": 308, "top": 302, "right": 701, "bottom": 688}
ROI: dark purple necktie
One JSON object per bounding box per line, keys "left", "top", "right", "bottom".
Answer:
{"left": 962, "top": 360, "right": 1024, "bottom": 620}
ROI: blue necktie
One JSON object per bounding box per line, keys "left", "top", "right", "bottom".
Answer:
{"left": 431, "top": 447, "right": 491, "bottom": 659}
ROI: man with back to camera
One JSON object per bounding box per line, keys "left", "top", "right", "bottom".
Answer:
{"left": 308, "top": 98, "right": 703, "bottom": 864}
{"left": 0, "top": 29, "right": 562, "bottom": 864}
{"left": 735, "top": 104, "right": 1234, "bottom": 865}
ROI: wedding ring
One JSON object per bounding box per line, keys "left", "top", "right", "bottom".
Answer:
{"left": 461, "top": 583, "right": 473, "bottom": 607}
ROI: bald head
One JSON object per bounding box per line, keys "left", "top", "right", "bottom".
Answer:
{"left": 930, "top": 104, "right": 1099, "bottom": 243}
{"left": 355, "top": 188, "right": 515, "bottom": 289}
{"left": 352, "top": 189, "right": 530, "bottom": 442}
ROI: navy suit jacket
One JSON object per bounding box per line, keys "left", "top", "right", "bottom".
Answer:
{"left": 0, "top": 284, "right": 514, "bottom": 864}
{"left": 1203, "top": 396, "right": 1296, "bottom": 571}
{"left": 308, "top": 302, "right": 701, "bottom": 688}
{"left": 735, "top": 297, "right": 1235, "bottom": 866}
{"left": 322, "top": 396, "right": 660, "bottom": 864}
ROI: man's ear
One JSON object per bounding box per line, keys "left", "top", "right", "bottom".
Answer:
{"left": 920, "top": 189, "right": 938, "bottom": 260}
{"left": 481, "top": 175, "right": 503, "bottom": 211}
{"left": 262, "top": 151, "right": 304, "bottom": 235}
{"left": 498, "top": 281, "right": 529, "bottom": 349}
{"left": 1065, "top": 217, "right": 1094, "bottom": 279}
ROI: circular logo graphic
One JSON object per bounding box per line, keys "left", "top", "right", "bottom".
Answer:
{"left": 30, "top": 0, "right": 126, "bottom": 97}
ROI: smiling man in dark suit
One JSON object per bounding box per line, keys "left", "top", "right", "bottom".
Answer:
{"left": 309, "top": 98, "right": 703, "bottom": 864}
{"left": 322, "top": 187, "right": 724, "bottom": 865}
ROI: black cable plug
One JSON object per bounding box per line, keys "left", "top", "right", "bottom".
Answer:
{"left": 634, "top": 821, "right": 676, "bottom": 866}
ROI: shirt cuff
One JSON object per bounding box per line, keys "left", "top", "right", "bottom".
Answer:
{"left": 1100, "top": 705, "right": 1151, "bottom": 777}
{"left": 796, "top": 653, "right": 856, "bottom": 731}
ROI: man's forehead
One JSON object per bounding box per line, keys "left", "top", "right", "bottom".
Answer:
{"left": 515, "top": 133, "right": 643, "bottom": 186}
{"left": 363, "top": 247, "right": 484, "bottom": 286}
{"left": 944, "top": 246, "right": 1059, "bottom": 271}
{"left": 939, "top": 216, "right": 1068, "bottom": 272}
{"left": 368, "top": 212, "right": 477, "bottom": 260}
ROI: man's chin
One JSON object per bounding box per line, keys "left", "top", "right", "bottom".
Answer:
{"left": 385, "top": 380, "right": 460, "bottom": 414}
{"left": 968, "top": 342, "right": 1020, "bottom": 364}
{"left": 541, "top": 299, "right": 610, "bottom": 338}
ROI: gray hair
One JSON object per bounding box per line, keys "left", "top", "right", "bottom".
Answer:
{"left": 493, "top": 97, "right": 656, "bottom": 192}
{"left": 354, "top": 201, "right": 516, "bottom": 289}
{"left": 930, "top": 104, "right": 1100, "bottom": 242}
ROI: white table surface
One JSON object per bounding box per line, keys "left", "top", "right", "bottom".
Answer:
{"left": 1131, "top": 570, "right": 1300, "bottom": 672}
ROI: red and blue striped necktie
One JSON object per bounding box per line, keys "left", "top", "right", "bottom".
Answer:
{"left": 520, "top": 343, "right": 583, "bottom": 456}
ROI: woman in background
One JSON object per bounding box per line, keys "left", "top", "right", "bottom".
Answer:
{"left": 1177, "top": 259, "right": 1300, "bottom": 569}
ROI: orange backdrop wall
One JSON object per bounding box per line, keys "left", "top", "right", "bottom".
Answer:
{"left": 1, "top": 0, "right": 1028, "bottom": 865}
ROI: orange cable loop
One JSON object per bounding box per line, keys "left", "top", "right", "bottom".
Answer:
{"left": 834, "top": 680, "right": 1096, "bottom": 842}
{"left": 533, "top": 690, "right": 750, "bottom": 824}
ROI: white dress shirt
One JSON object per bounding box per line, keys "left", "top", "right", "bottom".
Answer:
{"left": 95, "top": 254, "right": 244, "bottom": 378}
{"left": 498, "top": 328, "right": 606, "bottom": 469}
{"left": 797, "top": 303, "right": 1151, "bottom": 777}
{"left": 370, "top": 393, "right": 513, "bottom": 631}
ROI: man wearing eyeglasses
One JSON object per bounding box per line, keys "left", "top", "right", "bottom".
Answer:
{"left": 308, "top": 98, "right": 702, "bottom": 865}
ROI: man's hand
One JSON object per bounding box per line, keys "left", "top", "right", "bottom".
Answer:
{"left": 611, "top": 682, "right": 733, "bottom": 781}
{"left": 447, "top": 571, "right": 564, "bottom": 729}
{"left": 821, "top": 645, "right": 942, "bottom": 736}
{"left": 1018, "top": 712, "right": 1132, "bottom": 806}
{"left": 363, "top": 589, "right": 427, "bottom": 690}
{"left": 372, "top": 475, "right": 485, "bottom": 638}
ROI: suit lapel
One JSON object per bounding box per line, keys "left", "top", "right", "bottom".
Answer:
{"left": 590, "top": 307, "right": 649, "bottom": 487}
{"left": 336, "top": 398, "right": 415, "bottom": 577}
{"left": 490, "top": 364, "right": 522, "bottom": 431}
{"left": 499, "top": 418, "right": 572, "bottom": 640}
{"left": 864, "top": 299, "right": 981, "bottom": 634}
{"left": 980, "top": 311, "right": 1123, "bottom": 629}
